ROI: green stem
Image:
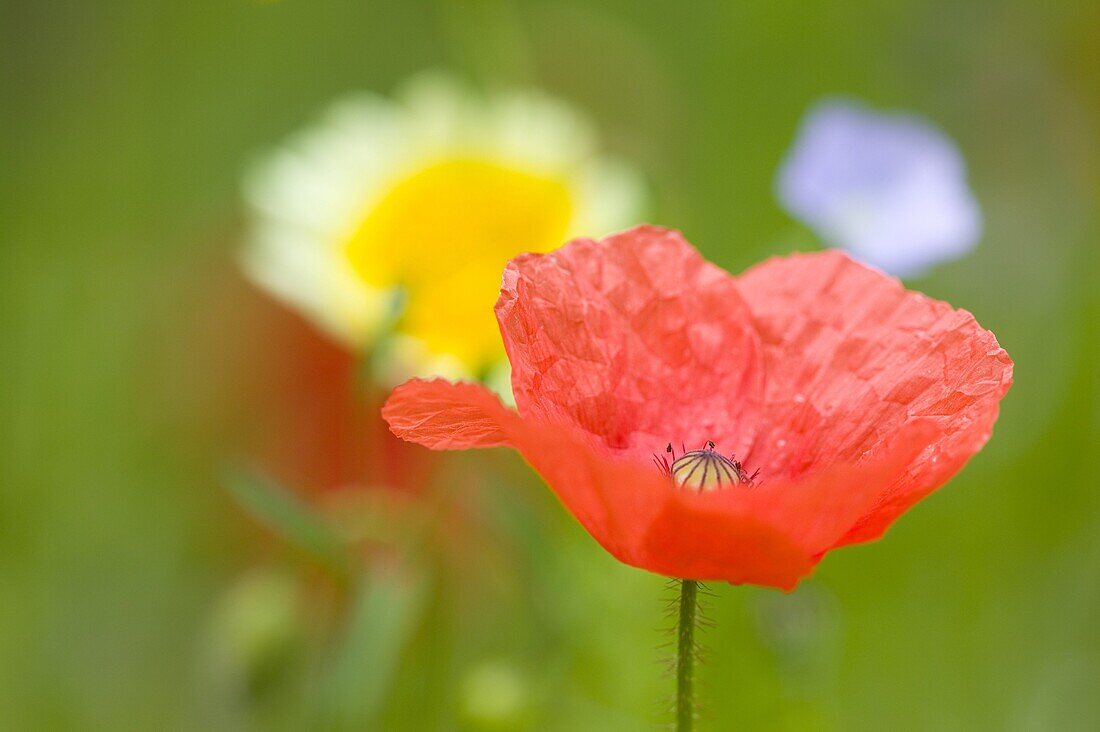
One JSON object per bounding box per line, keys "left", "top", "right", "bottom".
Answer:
{"left": 438, "top": 0, "right": 535, "bottom": 88}
{"left": 676, "top": 579, "right": 698, "bottom": 731}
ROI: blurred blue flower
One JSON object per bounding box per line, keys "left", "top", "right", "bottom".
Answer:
{"left": 776, "top": 100, "right": 982, "bottom": 277}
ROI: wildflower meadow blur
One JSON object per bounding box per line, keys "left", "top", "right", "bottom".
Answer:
{"left": 4, "top": 1, "right": 1099, "bottom": 730}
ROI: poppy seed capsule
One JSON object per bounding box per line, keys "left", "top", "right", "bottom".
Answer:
{"left": 670, "top": 441, "right": 745, "bottom": 491}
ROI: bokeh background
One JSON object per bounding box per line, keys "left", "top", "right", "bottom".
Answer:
{"left": 4, "top": 1, "right": 1099, "bottom": 729}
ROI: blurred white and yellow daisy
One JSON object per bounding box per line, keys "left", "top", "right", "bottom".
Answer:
{"left": 242, "top": 73, "right": 645, "bottom": 386}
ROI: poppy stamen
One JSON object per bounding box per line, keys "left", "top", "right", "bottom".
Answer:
{"left": 662, "top": 440, "right": 756, "bottom": 491}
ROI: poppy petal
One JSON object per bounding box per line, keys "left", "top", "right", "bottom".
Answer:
{"left": 638, "top": 417, "right": 939, "bottom": 588}
{"left": 736, "top": 250, "right": 1012, "bottom": 544}
{"left": 382, "top": 378, "right": 808, "bottom": 586}
{"left": 488, "top": 413, "right": 813, "bottom": 588}
{"left": 495, "top": 225, "right": 764, "bottom": 462}
{"left": 384, "top": 375, "right": 944, "bottom": 587}
{"left": 382, "top": 378, "right": 514, "bottom": 450}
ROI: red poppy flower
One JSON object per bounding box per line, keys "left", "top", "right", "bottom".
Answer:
{"left": 196, "top": 268, "right": 435, "bottom": 494}
{"left": 382, "top": 226, "right": 1012, "bottom": 589}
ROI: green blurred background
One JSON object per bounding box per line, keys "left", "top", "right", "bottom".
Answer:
{"left": 3, "top": 0, "right": 1099, "bottom": 729}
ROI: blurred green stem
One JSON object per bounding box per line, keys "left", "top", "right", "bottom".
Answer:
{"left": 676, "top": 579, "right": 697, "bottom": 731}
{"left": 438, "top": 0, "right": 535, "bottom": 88}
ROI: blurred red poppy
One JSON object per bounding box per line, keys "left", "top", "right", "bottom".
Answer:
{"left": 382, "top": 226, "right": 1012, "bottom": 589}
{"left": 206, "top": 269, "right": 435, "bottom": 495}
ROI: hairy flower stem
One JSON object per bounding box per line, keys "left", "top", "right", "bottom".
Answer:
{"left": 676, "top": 579, "right": 698, "bottom": 731}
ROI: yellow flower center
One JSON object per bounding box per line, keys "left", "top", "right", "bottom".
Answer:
{"left": 345, "top": 158, "right": 573, "bottom": 370}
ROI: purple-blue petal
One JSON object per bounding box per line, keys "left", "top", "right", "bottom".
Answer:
{"left": 776, "top": 100, "right": 982, "bottom": 277}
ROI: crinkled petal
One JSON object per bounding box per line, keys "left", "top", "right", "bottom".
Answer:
{"left": 383, "top": 379, "right": 938, "bottom": 588}
{"left": 495, "top": 226, "right": 763, "bottom": 462}
{"left": 382, "top": 379, "right": 802, "bottom": 585}
{"left": 736, "top": 250, "right": 1012, "bottom": 545}
{"left": 639, "top": 417, "right": 938, "bottom": 587}
{"left": 382, "top": 379, "right": 513, "bottom": 450}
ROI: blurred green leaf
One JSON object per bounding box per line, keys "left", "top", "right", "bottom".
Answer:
{"left": 223, "top": 467, "right": 349, "bottom": 579}
{"left": 314, "top": 557, "right": 431, "bottom": 729}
